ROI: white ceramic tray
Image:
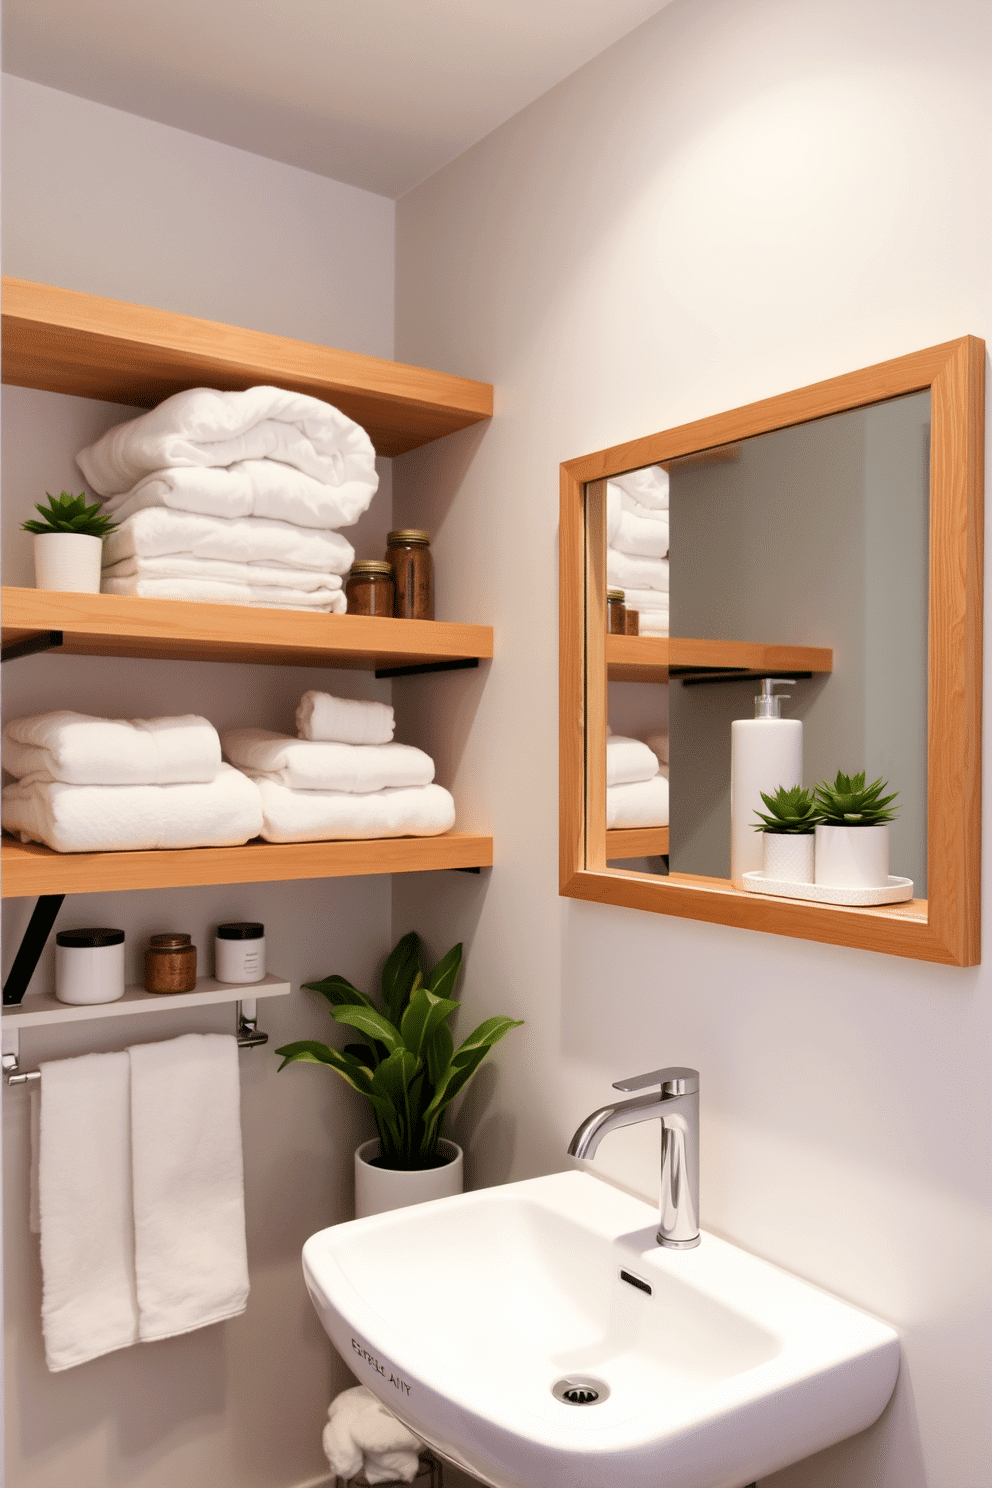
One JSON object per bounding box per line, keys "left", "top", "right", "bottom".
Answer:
{"left": 741, "top": 872, "right": 914, "bottom": 907}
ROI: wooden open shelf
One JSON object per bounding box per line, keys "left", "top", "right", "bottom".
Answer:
{"left": 607, "top": 635, "right": 833, "bottom": 684}
{"left": 2, "top": 278, "right": 493, "bottom": 457}
{"left": 2, "top": 588, "right": 493, "bottom": 672}
{"left": 606, "top": 826, "right": 669, "bottom": 858}
{"left": 1, "top": 972, "right": 291, "bottom": 1028}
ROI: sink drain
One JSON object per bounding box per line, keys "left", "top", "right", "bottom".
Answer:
{"left": 552, "top": 1376, "right": 610, "bottom": 1405}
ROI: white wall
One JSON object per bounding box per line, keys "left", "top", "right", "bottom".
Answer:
{"left": 2, "top": 78, "right": 398, "bottom": 1488}
{"left": 393, "top": 2, "right": 992, "bottom": 1486}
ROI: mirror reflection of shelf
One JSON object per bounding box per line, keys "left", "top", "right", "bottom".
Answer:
{"left": 606, "top": 827, "right": 669, "bottom": 858}
{"left": 0, "top": 971, "right": 291, "bottom": 1028}
{"left": 606, "top": 636, "right": 833, "bottom": 685}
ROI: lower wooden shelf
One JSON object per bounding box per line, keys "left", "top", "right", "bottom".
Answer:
{"left": 1, "top": 972, "right": 291, "bottom": 1028}
{"left": 1, "top": 832, "right": 493, "bottom": 898}
{"left": 606, "top": 826, "right": 669, "bottom": 858}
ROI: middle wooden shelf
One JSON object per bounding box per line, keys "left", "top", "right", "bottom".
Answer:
{"left": 606, "top": 635, "right": 833, "bottom": 684}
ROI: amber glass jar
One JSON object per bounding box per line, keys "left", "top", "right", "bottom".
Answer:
{"left": 346, "top": 560, "right": 394, "bottom": 616}
{"left": 385, "top": 530, "right": 434, "bottom": 620}
{"left": 624, "top": 607, "right": 640, "bottom": 636}
{"left": 144, "top": 933, "right": 197, "bottom": 994}
{"left": 607, "top": 589, "right": 627, "bottom": 634}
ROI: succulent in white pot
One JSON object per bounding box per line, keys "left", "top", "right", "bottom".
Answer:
{"left": 812, "top": 770, "right": 899, "bottom": 889}
{"left": 752, "top": 784, "right": 817, "bottom": 883}
{"left": 23, "top": 491, "right": 117, "bottom": 593}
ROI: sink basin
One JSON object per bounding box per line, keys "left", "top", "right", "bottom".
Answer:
{"left": 303, "top": 1170, "right": 899, "bottom": 1488}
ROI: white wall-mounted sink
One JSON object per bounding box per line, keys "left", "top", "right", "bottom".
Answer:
{"left": 303, "top": 1170, "right": 899, "bottom": 1488}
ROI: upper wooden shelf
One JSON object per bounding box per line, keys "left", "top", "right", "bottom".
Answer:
{"left": 607, "top": 635, "right": 833, "bottom": 684}
{"left": 606, "top": 826, "right": 669, "bottom": 858}
{"left": 1, "top": 278, "right": 493, "bottom": 457}
{"left": 2, "top": 588, "right": 493, "bottom": 672}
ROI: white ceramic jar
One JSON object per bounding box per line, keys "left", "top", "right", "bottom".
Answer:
{"left": 215, "top": 921, "right": 265, "bottom": 983}
{"left": 55, "top": 927, "right": 126, "bottom": 1004}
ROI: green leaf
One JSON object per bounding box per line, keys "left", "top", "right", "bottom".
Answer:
{"left": 422, "top": 1015, "right": 523, "bottom": 1127}
{"left": 21, "top": 490, "right": 117, "bottom": 537}
{"left": 424, "top": 1019, "right": 454, "bottom": 1090}
{"left": 400, "top": 985, "right": 458, "bottom": 1060}
{"left": 331, "top": 1003, "right": 403, "bottom": 1052}
{"left": 425, "top": 942, "right": 462, "bottom": 1001}
{"left": 381, "top": 932, "right": 422, "bottom": 1025}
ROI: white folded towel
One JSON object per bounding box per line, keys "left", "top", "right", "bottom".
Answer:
{"left": 607, "top": 485, "right": 670, "bottom": 557}
{"left": 3, "top": 710, "right": 221, "bottom": 787}
{"left": 607, "top": 550, "right": 670, "bottom": 594}
{"left": 222, "top": 729, "right": 435, "bottom": 794}
{"left": 103, "top": 555, "right": 345, "bottom": 593}
{"left": 2, "top": 763, "right": 263, "bottom": 853}
{"left": 606, "top": 735, "right": 661, "bottom": 787}
{"left": 620, "top": 587, "right": 672, "bottom": 614}
{"left": 100, "top": 575, "right": 347, "bottom": 611}
{"left": 77, "top": 385, "right": 379, "bottom": 507}
{"left": 251, "top": 777, "right": 456, "bottom": 843}
{"left": 130, "top": 1034, "right": 249, "bottom": 1342}
{"left": 103, "top": 506, "right": 355, "bottom": 571}
{"left": 637, "top": 609, "right": 670, "bottom": 637}
{"left": 606, "top": 775, "right": 670, "bottom": 829}
{"left": 97, "top": 460, "right": 376, "bottom": 531}
{"left": 296, "top": 690, "right": 395, "bottom": 745}
{"left": 37, "top": 1051, "right": 139, "bottom": 1371}
{"left": 647, "top": 732, "right": 670, "bottom": 766}
{"left": 611, "top": 465, "right": 669, "bottom": 511}
{"left": 323, "top": 1385, "right": 424, "bottom": 1485}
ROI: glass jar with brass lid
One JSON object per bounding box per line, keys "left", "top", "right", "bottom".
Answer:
{"left": 346, "top": 560, "right": 395, "bottom": 616}
{"left": 385, "top": 529, "right": 434, "bottom": 620}
{"left": 607, "top": 588, "right": 627, "bottom": 634}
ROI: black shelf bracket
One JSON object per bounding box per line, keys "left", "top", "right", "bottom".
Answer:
{"left": 678, "top": 669, "right": 813, "bottom": 688}
{"left": 1, "top": 630, "right": 64, "bottom": 665}
{"left": 375, "top": 657, "right": 479, "bottom": 680}
{"left": 3, "top": 895, "right": 65, "bottom": 1006}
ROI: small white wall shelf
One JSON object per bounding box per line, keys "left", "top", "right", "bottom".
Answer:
{"left": 1, "top": 971, "right": 291, "bottom": 1029}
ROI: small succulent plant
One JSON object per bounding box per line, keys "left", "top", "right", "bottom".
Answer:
{"left": 813, "top": 769, "right": 899, "bottom": 826}
{"left": 753, "top": 784, "right": 819, "bottom": 834}
{"left": 21, "top": 491, "right": 117, "bottom": 539}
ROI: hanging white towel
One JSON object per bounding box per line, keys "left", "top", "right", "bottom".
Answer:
{"left": 222, "top": 729, "right": 435, "bottom": 794}
{"left": 296, "top": 690, "right": 395, "bottom": 746}
{"left": 606, "top": 735, "right": 661, "bottom": 788}
{"left": 37, "top": 1052, "right": 139, "bottom": 1372}
{"left": 607, "top": 550, "right": 670, "bottom": 593}
{"left": 2, "top": 710, "right": 221, "bottom": 787}
{"left": 95, "top": 459, "right": 376, "bottom": 531}
{"left": 103, "top": 506, "right": 355, "bottom": 571}
{"left": 606, "top": 775, "right": 670, "bottom": 829}
{"left": 100, "top": 574, "right": 348, "bottom": 611}
{"left": 251, "top": 777, "right": 456, "bottom": 843}
{"left": 129, "top": 1034, "right": 250, "bottom": 1342}
{"left": 611, "top": 465, "right": 669, "bottom": 511}
{"left": 323, "top": 1385, "right": 424, "bottom": 1485}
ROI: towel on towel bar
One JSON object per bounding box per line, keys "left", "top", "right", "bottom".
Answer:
{"left": 103, "top": 506, "right": 355, "bottom": 571}
{"left": 103, "top": 555, "right": 346, "bottom": 594}
{"left": 77, "top": 385, "right": 379, "bottom": 506}
{"left": 100, "top": 575, "right": 347, "bottom": 611}
{"left": 2, "top": 763, "right": 263, "bottom": 853}
{"left": 610, "top": 465, "right": 669, "bottom": 511}
{"left": 606, "top": 735, "right": 661, "bottom": 788}
{"left": 606, "top": 775, "right": 670, "bottom": 829}
{"left": 37, "top": 1051, "right": 139, "bottom": 1371}
{"left": 607, "top": 551, "right": 670, "bottom": 594}
{"left": 97, "top": 460, "right": 376, "bottom": 532}
{"left": 607, "top": 486, "right": 670, "bottom": 558}
{"left": 130, "top": 1034, "right": 249, "bottom": 1341}
{"left": 2, "top": 710, "right": 221, "bottom": 787}
{"left": 296, "top": 690, "right": 395, "bottom": 746}
{"left": 323, "top": 1385, "right": 424, "bottom": 1485}
{"left": 222, "top": 729, "right": 434, "bottom": 794}
{"left": 251, "top": 777, "right": 455, "bottom": 843}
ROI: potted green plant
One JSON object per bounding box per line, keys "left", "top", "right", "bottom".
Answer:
{"left": 276, "top": 931, "right": 523, "bottom": 1217}
{"left": 22, "top": 491, "right": 117, "bottom": 594}
{"left": 812, "top": 770, "right": 899, "bottom": 888}
{"left": 752, "top": 784, "right": 818, "bottom": 883}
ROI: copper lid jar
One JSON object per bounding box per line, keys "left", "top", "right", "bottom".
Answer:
{"left": 144, "top": 933, "right": 197, "bottom": 995}
{"left": 346, "top": 560, "right": 394, "bottom": 616}
{"left": 385, "top": 529, "right": 434, "bottom": 620}
{"left": 607, "top": 589, "right": 627, "bottom": 634}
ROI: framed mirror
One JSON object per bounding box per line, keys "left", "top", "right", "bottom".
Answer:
{"left": 560, "top": 338, "right": 984, "bottom": 965}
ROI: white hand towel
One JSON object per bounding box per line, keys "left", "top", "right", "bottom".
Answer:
{"left": 103, "top": 506, "right": 355, "bottom": 571}
{"left": 2, "top": 710, "right": 221, "bottom": 787}
{"left": 606, "top": 485, "right": 670, "bottom": 558}
{"left": 606, "top": 775, "right": 670, "bottom": 829}
{"left": 607, "top": 550, "right": 670, "bottom": 593}
{"left": 222, "top": 729, "right": 435, "bottom": 794}
{"left": 251, "top": 777, "right": 456, "bottom": 843}
{"left": 647, "top": 732, "right": 670, "bottom": 766}
{"left": 37, "top": 1051, "right": 139, "bottom": 1371}
{"left": 77, "top": 385, "right": 378, "bottom": 505}
{"left": 611, "top": 465, "right": 669, "bottom": 510}
{"left": 95, "top": 460, "right": 376, "bottom": 531}
{"left": 103, "top": 554, "right": 345, "bottom": 593}
{"left": 606, "top": 735, "right": 660, "bottom": 787}
{"left": 100, "top": 575, "right": 347, "bottom": 612}
{"left": 129, "top": 1034, "right": 249, "bottom": 1341}
{"left": 323, "top": 1386, "right": 424, "bottom": 1485}
{"left": 2, "top": 763, "right": 263, "bottom": 853}
{"left": 296, "top": 690, "right": 395, "bottom": 745}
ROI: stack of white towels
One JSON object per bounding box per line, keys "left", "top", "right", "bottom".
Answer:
{"left": 222, "top": 690, "right": 456, "bottom": 843}
{"left": 606, "top": 730, "right": 669, "bottom": 829}
{"left": 2, "top": 712, "right": 262, "bottom": 854}
{"left": 75, "top": 385, "right": 379, "bottom": 611}
{"left": 606, "top": 465, "right": 670, "bottom": 636}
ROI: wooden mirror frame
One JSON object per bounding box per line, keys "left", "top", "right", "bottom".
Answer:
{"left": 560, "top": 338, "right": 984, "bottom": 965}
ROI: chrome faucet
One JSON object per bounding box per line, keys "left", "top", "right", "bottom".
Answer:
{"left": 568, "top": 1067, "right": 700, "bottom": 1249}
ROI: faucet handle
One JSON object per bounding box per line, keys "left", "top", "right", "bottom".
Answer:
{"left": 614, "top": 1066, "right": 699, "bottom": 1096}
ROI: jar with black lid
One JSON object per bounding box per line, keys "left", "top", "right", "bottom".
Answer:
{"left": 144, "top": 933, "right": 197, "bottom": 994}
{"left": 607, "top": 589, "right": 627, "bottom": 634}
{"left": 385, "top": 530, "right": 434, "bottom": 620}
{"left": 346, "top": 560, "right": 395, "bottom": 617}
{"left": 215, "top": 921, "right": 265, "bottom": 984}
{"left": 55, "top": 927, "right": 125, "bottom": 1005}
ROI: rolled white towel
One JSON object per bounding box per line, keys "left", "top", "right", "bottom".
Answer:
{"left": 607, "top": 485, "right": 670, "bottom": 557}
{"left": 102, "top": 555, "right": 345, "bottom": 593}
{"left": 606, "top": 735, "right": 660, "bottom": 787}
{"left": 611, "top": 465, "right": 669, "bottom": 511}
{"left": 97, "top": 460, "right": 375, "bottom": 532}
{"left": 296, "top": 690, "right": 395, "bottom": 746}
{"left": 100, "top": 575, "right": 347, "bottom": 611}
{"left": 607, "top": 550, "right": 670, "bottom": 594}
{"left": 103, "top": 506, "right": 355, "bottom": 572}
{"left": 647, "top": 732, "right": 670, "bottom": 766}
{"left": 2, "top": 764, "right": 263, "bottom": 853}
{"left": 606, "top": 775, "right": 670, "bottom": 829}
{"left": 77, "top": 385, "right": 378, "bottom": 507}
{"left": 323, "top": 1385, "right": 424, "bottom": 1485}
{"left": 250, "top": 777, "right": 455, "bottom": 843}
{"left": 2, "top": 711, "right": 221, "bottom": 786}
{"left": 222, "top": 729, "right": 434, "bottom": 794}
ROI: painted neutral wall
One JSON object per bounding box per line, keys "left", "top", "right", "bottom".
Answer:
{"left": 2, "top": 78, "right": 399, "bottom": 1488}
{"left": 393, "top": 3, "right": 992, "bottom": 1487}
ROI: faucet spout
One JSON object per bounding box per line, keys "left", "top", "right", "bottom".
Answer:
{"left": 567, "top": 1090, "right": 664, "bottom": 1160}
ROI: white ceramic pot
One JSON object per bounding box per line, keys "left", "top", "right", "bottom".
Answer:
{"left": 814, "top": 823, "right": 890, "bottom": 888}
{"left": 354, "top": 1137, "right": 463, "bottom": 1219}
{"left": 763, "top": 832, "right": 815, "bottom": 884}
{"left": 33, "top": 532, "right": 103, "bottom": 593}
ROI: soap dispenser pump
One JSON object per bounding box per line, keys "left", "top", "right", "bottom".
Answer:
{"left": 730, "top": 678, "right": 802, "bottom": 886}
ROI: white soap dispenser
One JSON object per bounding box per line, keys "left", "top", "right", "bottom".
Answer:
{"left": 730, "top": 678, "right": 802, "bottom": 887}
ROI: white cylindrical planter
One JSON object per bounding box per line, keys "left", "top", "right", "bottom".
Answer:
{"left": 355, "top": 1138, "right": 463, "bottom": 1219}
{"left": 763, "top": 832, "right": 815, "bottom": 884}
{"left": 815, "top": 824, "right": 890, "bottom": 888}
{"left": 33, "top": 533, "right": 103, "bottom": 593}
